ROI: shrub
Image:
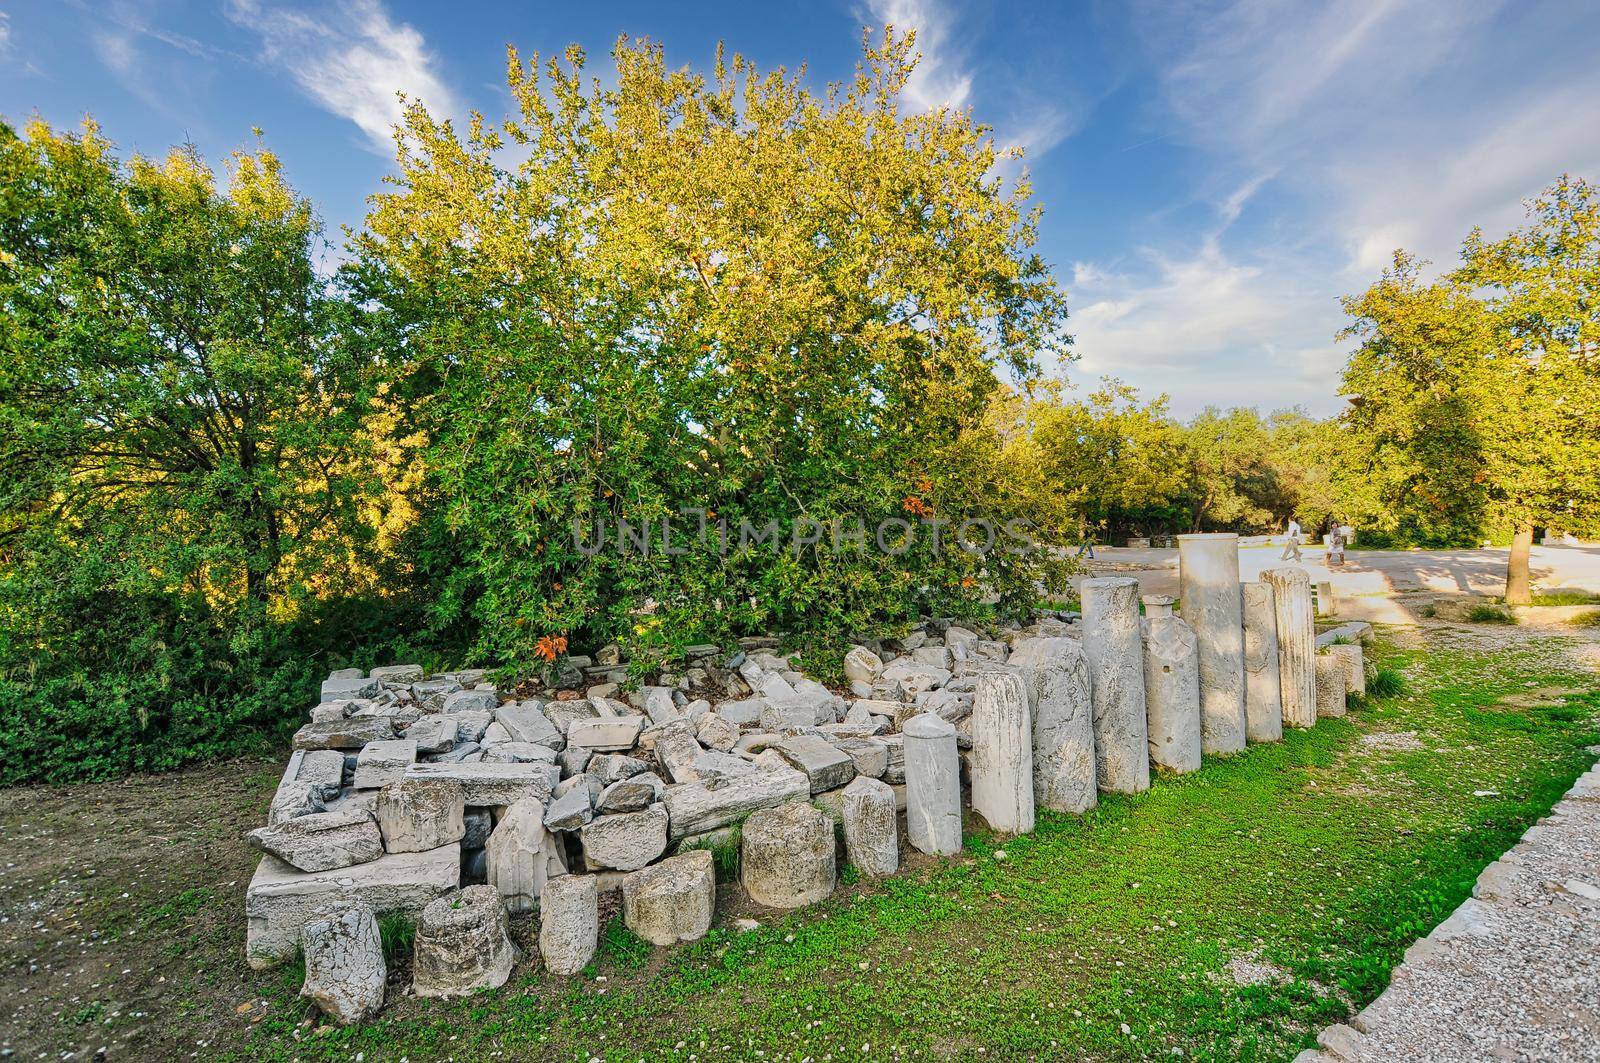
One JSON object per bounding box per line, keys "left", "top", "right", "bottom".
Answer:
{"left": 1468, "top": 604, "right": 1516, "bottom": 624}
{"left": 1367, "top": 666, "right": 1406, "bottom": 698}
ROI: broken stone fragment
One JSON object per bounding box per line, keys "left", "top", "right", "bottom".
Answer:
{"left": 741, "top": 800, "right": 835, "bottom": 909}
{"left": 543, "top": 784, "right": 595, "bottom": 831}
{"left": 486, "top": 797, "right": 564, "bottom": 913}
{"left": 653, "top": 730, "right": 704, "bottom": 784}
{"left": 294, "top": 717, "right": 397, "bottom": 752}
{"left": 540, "top": 873, "right": 599, "bottom": 975}
{"left": 404, "top": 761, "right": 558, "bottom": 809}
{"left": 369, "top": 664, "right": 425, "bottom": 684}
{"left": 661, "top": 768, "right": 811, "bottom": 840}
{"left": 321, "top": 676, "right": 381, "bottom": 702}
{"left": 411, "top": 885, "right": 518, "bottom": 998}
{"left": 588, "top": 753, "right": 651, "bottom": 785}
{"left": 353, "top": 739, "right": 418, "bottom": 790}
{"left": 567, "top": 715, "right": 646, "bottom": 752}
{"left": 481, "top": 741, "right": 560, "bottom": 765}
{"left": 692, "top": 750, "right": 759, "bottom": 790}
{"left": 622, "top": 849, "right": 715, "bottom": 946}
{"left": 580, "top": 805, "right": 669, "bottom": 871}
{"left": 830, "top": 737, "right": 889, "bottom": 779}
{"left": 299, "top": 903, "right": 385, "bottom": 1025}
{"left": 441, "top": 688, "right": 498, "bottom": 714}
{"left": 412, "top": 677, "right": 464, "bottom": 711}
{"left": 841, "top": 776, "right": 899, "bottom": 877}
{"left": 375, "top": 778, "right": 466, "bottom": 854}
{"left": 494, "top": 702, "right": 563, "bottom": 749}
{"left": 774, "top": 734, "right": 857, "bottom": 794}
{"left": 245, "top": 843, "right": 460, "bottom": 969}
{"left": 695, "top": 712, "right": 740, "bottom": 752}
{"left": 715, "top": 699, "right": 766, "bottom": 727}
{"left": 404, "top": 715, "right": 459, "bottom": 755}
{"left": 544, "top": 698, "right": 600, "bottom": 734}
{"left": 843, "top": 646, "right": 884, "bottom": 684}
{"left": 248, "top": 807, "right": 383, "bottom": 873}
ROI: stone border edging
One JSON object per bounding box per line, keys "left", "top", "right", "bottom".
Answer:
{"left": 1296, "top": 748, "right": 1600, "bottom": 1062}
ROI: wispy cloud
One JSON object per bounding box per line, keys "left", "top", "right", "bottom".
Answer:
{"left": 225, "top": 0, "right": 457, "bottom": 154}
{"left": 0, "top": 11, "right": 13, "bottom": 57}
{"left": 860, "top": 0, "right": 1079, "bottom": 165}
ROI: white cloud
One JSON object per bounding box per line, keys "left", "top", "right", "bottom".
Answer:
{"left": 92, "top": 29, "right": 138, "bottom": 77}
{"left": 0, "top": 11, "right": 12, "bottom": 57}
{"left": 225, "top": 0, "right": 458, "bottom": 153}
{"left": 864, "top": 0, "right": 971, "bottom": 112}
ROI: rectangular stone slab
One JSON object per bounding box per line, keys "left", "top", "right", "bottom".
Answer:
{"left": 404, "top": 761, "right": 559, "bottom": 807}
{"left": 567, "top": 715, "right": 646, "bottom": 751}
{"left": 244, "top": 842, "right": 459, "bottom": 969}
{"left": 660, "top": 768, "right": 810, "bottom": 839}
{"left": 293, "top": 717, "right": 396, "bottom": 751}
{"left": 494, "top": 703, "right": 562, "bottom": 747}
{"left": 352, "top": 739, "right": 417, "bottom": 789}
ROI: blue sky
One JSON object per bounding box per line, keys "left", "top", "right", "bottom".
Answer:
{"left": 4, "top": 0, "right": 1599, "bottom": 415}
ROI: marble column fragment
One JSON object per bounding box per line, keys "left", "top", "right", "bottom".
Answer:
{"left": 1241, "top": 581, "right": 1285, "bottom": 743}
{"left": 1007, "top": 637, "right": 1097, "bottom": 814}
{"left": 1262, "top": 567, "right": 1316, "bottom": 728}
{"left": 1080, "top": 577, "right": 1150, "bottom": 794}
{"left": 970, "top": 671, "right": 1035, "bottom": 833}
{"left": 1315, "top": 654, "right": 1348, "bottom": 718}
{"left": 1177, "top": 533, "right": 1248, "bottom": 754}
{"left": 1141, "top": 595, "right": 1201, "bottom": 773}
{"left": 903, "top": 713, "right": 962, "bottom": 855}
{"left": 1329, "top": 643, "right": 1366, "bottom": 697}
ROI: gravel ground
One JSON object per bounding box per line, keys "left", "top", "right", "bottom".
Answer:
{"left": 1302, "top": 751, "right": 1600, "bottom": 1063}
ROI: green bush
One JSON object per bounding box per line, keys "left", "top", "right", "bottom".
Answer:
{"left": 1468, "top": 604, "right": 1516, "bottom": 624}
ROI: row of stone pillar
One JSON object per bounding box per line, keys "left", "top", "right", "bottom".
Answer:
{"left": 902, "top": 533, "right": 1331, "bottom": 853}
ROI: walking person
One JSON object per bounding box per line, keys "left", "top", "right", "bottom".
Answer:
{"left": 1327, "top": 521, "right": 1346, "bottom": 567}
{"left": 1074, "top": 519, "right": 1097, "bottom": 561}
{"left": 1279, "top": 516, "right": 1303, "bottom": 562}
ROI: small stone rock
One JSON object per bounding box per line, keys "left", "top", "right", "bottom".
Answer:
{"left": 581, "top": 805, "right": 669, "bottom": 870}
{"left": 486, "top": 798, "right": 565, "bottom": 913}
{"left": 248, "top": 807, "right": 382, "bottom": 873}
{"left": 374, "top": 779, "right": 466, "bottom": 854}
{"left": 841, "top": 776, "right": 898, "bottom": 877}
{"left": 299, "top": 904, "right": 385, "bottom": 1025}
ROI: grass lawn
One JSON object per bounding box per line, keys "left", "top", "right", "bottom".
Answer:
{"left": 233, "top": 632, "right": 1598, "bottom": 1062}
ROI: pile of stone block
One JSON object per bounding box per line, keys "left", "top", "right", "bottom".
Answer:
{"left": 246, "top": 533, "right": 1374, "bottom": 1024}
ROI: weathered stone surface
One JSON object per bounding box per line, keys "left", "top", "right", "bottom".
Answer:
{"left": 321, "top": 676, "right": 380, "bottom": 702}
{"left": 353, "top": 739, "right": 417, "bottom": 790}
{"left": 289, "top": 748, "right": 347, "bottom": 798}
{"left": 969, "top": 671, "right": 1035, "bottom": 832}
{"left": 404, "top": 761, "right": 558, "bottom": 808}
{"left": 1177, "top": 533, "right": 1248, "bottom": 754}
{"left": 248, "top": 807, "right": 382, "bottom": 873}
{"left": 831, "top": 736, "right": 889, "bottom": 779}
{"left": 715, "top": 698, "right": 766, "bottom": 727}
{"left": 622, "top": 849, "right": 715, "bottom": 946}
{"left": 540, "top": 873, "right": 599, "bottom": 975}
{"left": 903, "top": 711, "right": 963, "bottom": 855}
{"left": 245, "top": 844, "right": 459, "bottom": 969}
{"left": 495, "top": 703, "right": 563, "bottom": 748}
{"left": 1263, "top": 567, "right": 1316, "bottom": 728}
{"left": 741, "top": 800, "right": 835, "bottom": 908}
{"left": 879, "top": 733, "right": 906, "bottom": 785}
{"left": 463, "top": 808, "right": 493, "bottom": 849}
{"left": 586, "top": 752, "right": 649, "bottom": 785}
{"left": 543, "top": 785, "right": 594, "bottom": 831}
{"left": 375, "top": 778, "right": 466, "bottom": 854}
{"left": 412, "top": 885, "right": 517, "bottom": 998}
{"left": 369, "top": 664, "right": 425, "bottom": 684}
{"left": 405, "top": 715, "right": 459, "bottom": 755}
{"left": 695, "top": 712, "right": 740, "bottom": 752}
{"left": 1008, "top": 637, "right": 1097, "bottom": 815}
{"left": 596, "top": 773, "right": 662, "bottom": 813}
{"left": 1241, "top": 580, "right": 1285, "bottom": 743}
{"left": 1315, "top": 654, "right": 1347, "bottom": 718}
{"left": 300, "top": 904, "right": 385, "bottom": 1024}
{"left": 450, "top": 710, "right": 494, "bottom": 743}
{"left": 662, "top": 761, "right": 810, "bottom": 836}
{"left": 775, "top": 734, "right": 857, "bottom": 793}
{"left": 580, "top": 805, "right": 669, "bottom": 870}
{"left": 1081, "top": 576, "right": 1151, "bottom": 794}
{"left": 643, "top": 686, "right": 683, "bottom": 725}
{"left": 294, "top": 717, "right": 397, "bottom": 751}
{"left": 480, "top": 740, "right": 559, "bottom": 765}
{"left": 654, "top": 731, "right": 704, "bottom": 784}
{"left": 412, "top": 677, "right": 463, "bottom": 711}
{"left": 1140, "top": 597, "right": 1202, "bottom": 774}
{"left": 843, "top": 646, "right": 884, "bottom": 684}
{"left": 268, "top": 781, "right": 327, "bottom": 825}
{"left": 691, "top": 750, "right": 759, "bottom": 789}
{"left": 442, "top": 688, "right": 499, "bottom": 715}
{"left": 1329, "top": 642, "right": 1366, "bottom": 696}
{"left": 544, "top": 698, "right": 599, "bottom": 735}
{"left": 567, "top": 715, "right": 646, "bottom": 751}
{"left": 486, "top": 798, "right": 565, "bottom": 913}
{"left": 841, "top": 776, "right": 898, "bottom": 876}
{"left": 879, "top": 658, "right": 952, "bottom": 698}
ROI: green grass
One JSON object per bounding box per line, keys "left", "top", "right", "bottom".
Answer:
{"left": 1366, "top": 666, "right": 1406, "bottom": 699}
{"left": 378, "top": 911, "right": 416, "bottom": 966}
{"left": 231, "top": 635, "right": 1599, "bottom": 1063}
{"left": 1532, "top": 589, "right": 1600, "bottom": 605}
{"left": 1468, "top": 604, "right": 1516, "bottom": 624}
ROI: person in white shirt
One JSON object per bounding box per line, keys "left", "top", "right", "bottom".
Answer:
{"left": 1280, "top": 517, "right": 1303, "bottom": 561}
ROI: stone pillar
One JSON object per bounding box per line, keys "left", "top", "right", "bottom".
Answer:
{"left": 1316, "top": 581, "right": 1338, "bottom": 617}
{"left": 903, "top": 713, "right": 962, "bottom": 855}
{"left": 1177, "top": 533, "right": 1247, "bottom": 755}
{"left": 970, "top": 671, "right": 1035, "bottom": 833}
{"left": 1262, "top": 567, "right": 1316, "bottom": 728}
{"left": 1315, "top": 654, "right": 1348, "bottom": 718}
{"left": 1141, "top": 595, "right": 1201, "bottom": 773}
{"left": 1007, "top": 637, "right": 1097, "bottom": 814}
{"left": 1080, "top": 576, "right": 1150, "bottom": 794}
{"left": 1329, "top": 643, "right": 1366, "bottom": 696}
{"left": 539, "top": 874, "right": 598, "bottom": 976}
{"left": 840, "top": 776, "right": 899, "bottom": 876}
{"left": 1241, "top": 581, "right": 1284, "bottom": 743}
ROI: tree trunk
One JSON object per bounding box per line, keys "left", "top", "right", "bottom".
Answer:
{"left": 1504, "top": 524, "right": 1534, "bottom": 605}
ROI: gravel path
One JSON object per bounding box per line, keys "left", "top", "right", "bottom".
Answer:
{"left": 1299, "top": 750, "right": 1600, "bottom": 1063}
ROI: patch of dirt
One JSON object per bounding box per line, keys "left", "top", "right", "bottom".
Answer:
{"left": 1359, "top": 731, "right": 1426, "bottom": 752}
{"left": 1220, "top": 952, "right": 1290, "bottom": 987}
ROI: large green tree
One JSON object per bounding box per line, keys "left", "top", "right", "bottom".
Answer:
{"left": 348, "top": 32, "right": 1071, "bottom": 660}
{"left": 1340, "top": 176, "right": 1600, "bottom": 600}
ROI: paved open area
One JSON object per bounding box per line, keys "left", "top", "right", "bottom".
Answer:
{"left": 1078, "top": 542, "right": 1600, "bottom": 626}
